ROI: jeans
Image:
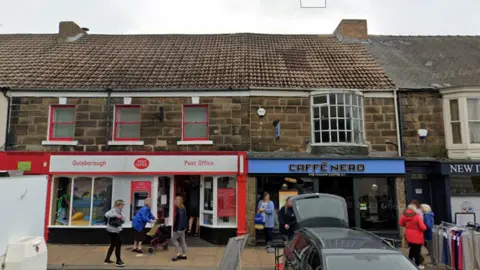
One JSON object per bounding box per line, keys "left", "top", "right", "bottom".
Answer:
{"left": 106, "top": 232, "right": 122, "bottom": 262}
{"left": 264, "top": 227, "right": 273, "bottom": 245}
{"left": 408, "top": 243, "right": 422, "bottom": 266}
{"left": 171, "top": 229, "right": 188, "bottom": 254}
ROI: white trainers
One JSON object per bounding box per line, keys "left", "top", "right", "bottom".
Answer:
{"left": 418, "top": 265, "right": 425, "bottom": 269}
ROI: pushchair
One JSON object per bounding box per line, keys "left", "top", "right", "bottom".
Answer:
{"left": 145, "top": 219, "right": 170, "bottom": 254}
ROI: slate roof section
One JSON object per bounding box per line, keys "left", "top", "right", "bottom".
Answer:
{"left": 366, "top": 35, "right": 480, "bottom": 89}
{"left": 0, "top": 33, "right": 395, "bottom": 90}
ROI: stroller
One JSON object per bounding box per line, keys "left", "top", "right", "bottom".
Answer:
{"left": 145, "top": 219, "right": 170, "bottom": 254}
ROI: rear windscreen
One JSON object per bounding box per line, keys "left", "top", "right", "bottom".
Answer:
{"left": 295, "top": 196, "right": 347, "bottom": 225}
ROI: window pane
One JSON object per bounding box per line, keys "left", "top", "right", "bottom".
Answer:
{"left": 451, "top": 123, "right": 462, "bottom": 144}
{"left": 450, "top": 99, "right": 460, "bottom": 121}
{"left": 345, "top": 94, "right": 352, "bottom": 105}
{"left": 329, "top": 94, "right": 336, "bottom": 105}
{"left": 467, "top": 99, "right": 480, "bottom": 121}
{"left": 184, "top": 123, "right": 207, "bottom": 139}
{"left": 157, "top": 176, "right": 171, "bottom": 223}
{"left": 184, "top": 106, "right": 208, "bottom": 122}
{"left": 346, "top": 131, "right": 352, "bottom": 142}
{"left": 91, "top": 177, "right": 113, "bottom": 226}
{"left": 52, "top": 177, "right": 72, "bottom": 225}
{"left": 71, "top": 177, "right": 93, "bottom": 226}
{"left": 337, "top": 94, "right": 344, "bottom": 105}
{"left": 353, "top": 107, "right": 359, "bottom": 118}
{"left": 469, "top": 122, "right": 480, "bottom": 143}
{"left": 322, "top": 132, "right": 330, "bottom": 143}
{"left": 338, "top": 119, "right": 346, "bottom": 130}
{"left": 52, "top": 123, "right": 75, "bottom": 138}
{"left": 358, "top": 178, "right": 397, "bottom": 230}
{"left": 314, "top": 132, "right": 320, "bottom": 143}
{"left": 352, "top": 96, "right": 358, "bottom": 105}
{"left": 450, "top": 176, "right": 480, "bottom": 195}
{"left": 313, "top": 120, "right": 320, "bottom": 131}
{"left": 330, "top": 106, "right": 337, "bottom": 117}
{"left": 53, "top": 107, "right": 75, "bottom": 122}
{"left": 312, "top": 107, "right": 319, "bottom": 119}
{"left": 330, "top": 119, "right": 337, "bottom": 130}
{"left": 339, "top": 131, "right": 346, "bottom": 142}
{"left": 203, "top": 177, "right": 213, "bottom": 211}
{"left": 117, "top": 123, "right": 140, "bottom": 138}
{"left": 313, "top": 95, "right": 327, "bottom": 104}
{"left": 320, "top": 106, "right": 328, "bottom": 118}
{"left": 216, "top": 177, "right": 237, "bottom": 226}
{"left": 117, "top": 107, "right": 140, "bottom": 122}
{"left": 321, "top": 120, "right": 329, "bottom": 130}
{"left": 338, "top": 105, "right": 345, "bottom": 117}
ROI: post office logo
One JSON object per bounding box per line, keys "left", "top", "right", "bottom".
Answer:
{"left": 134, "top": 158, "right": 150, "bottom": 170}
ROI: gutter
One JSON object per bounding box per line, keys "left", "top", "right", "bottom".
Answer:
{"left": 6, "top": 87, "right": 250, "bottom": 92}
{"left": 1, "top": 87, "right": 11, "bottom": 151}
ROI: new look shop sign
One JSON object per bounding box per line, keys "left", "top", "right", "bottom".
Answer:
{"left": 49, "top": 155, "right": 239, "bottom": 174}
{"left": 442, "top": 163, "right": 480, "bottom": 176}
{"left": 248, "top": 159, "right": 405, "bottom": 175}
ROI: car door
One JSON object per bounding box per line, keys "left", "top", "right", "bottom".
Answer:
{"left": 284, "top": 231, "right": 312, "bottom": 269}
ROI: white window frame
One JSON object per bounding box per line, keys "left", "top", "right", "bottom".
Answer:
{"left": 108, "top": 105, "right": 144, "bottom": 146}
{"left": 199, "top": 175, "right": 237, "bottom": 229}
{"left": 441, "top": 87, "right": 480, "bottom": 159}
{"left": 310, "top": 90, "right": 366, "bottom": 146}
{"left": 467, "top": 98, "right": 480, "bottom": 144}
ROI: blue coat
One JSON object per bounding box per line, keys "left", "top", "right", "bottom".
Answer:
{"left": 423, "top": 212, "right": 434, "bottom": 241}
{"left": 132, "top": 206, "right": 155, "bottom": 232}
{"left": 257, "top": 200, "right": 275, "bottom": 228}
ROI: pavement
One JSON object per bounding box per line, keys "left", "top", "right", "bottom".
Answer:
{"left": 47, "top": 244, "right": 440, "bottom": 270}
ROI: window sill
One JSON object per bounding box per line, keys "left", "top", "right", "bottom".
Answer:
{"left": 107, "top": 140, "right": 144, "bottom": 146}
{"left": 177, "top": 140, "right": 213, "bottom": 145}
{"left": 310, "top": 143, "right": 368, "bottom": 147}
{"left": 42, "top": 140, "right": 78, "bottom": 146}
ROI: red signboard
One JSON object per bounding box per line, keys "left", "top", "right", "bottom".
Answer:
{"left": 217, "top": 188, "right": 236, "bottom": 217}
{"left": 130, "top": 181, "right": 152, "bottom": 203}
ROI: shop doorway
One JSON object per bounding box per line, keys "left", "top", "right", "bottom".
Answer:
{"left": 317, "top": 177, "right": 355, "bottom": 227}
{"left": 174, "top": 176, "right": 201, "bottom": 237}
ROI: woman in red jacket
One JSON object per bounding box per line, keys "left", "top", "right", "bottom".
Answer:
{"left": 399, "top": 204, "right": 427, "bottom": 269}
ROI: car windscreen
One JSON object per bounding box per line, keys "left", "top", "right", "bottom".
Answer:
{"left": 325, "top": 254, "right": 417, "bottom": 270}
{"left": 295, "top": 197, "right": 347, "bottom": 226}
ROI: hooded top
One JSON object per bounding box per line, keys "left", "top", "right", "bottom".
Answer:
{"left": 399, "top": 208, "right": 427, "bottom": 245}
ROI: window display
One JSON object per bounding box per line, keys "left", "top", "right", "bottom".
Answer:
{"left": 51, "top": 177, "right": 72, "bottom": 226}
{"left": 91, "top": 177, "right": 113, "bottom": 226}
{"left": 357, "top": 178, "right": 397, "bottom": 230}
{"left": 71, "top": 177, "right": 93, "bottom": 226}
{"left": 216, "top": 177, "right": 237, "bottom": 226}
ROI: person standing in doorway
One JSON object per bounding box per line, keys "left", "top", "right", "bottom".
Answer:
{"left": 257, "top": 192, "right": 275, "bottom": 248}
{"left": 399, "top": 204, "right": 427, "bottom": 269}
{"left": 171, "top": 196, "right": 188, "bottom": 261}
{"left": 188, "top": 182, "right": 200, "bottom": 236}
{"left": 132, "top": 198, "right": 156, "bottom": 253}
{"left": 278, "top": 197, "right": 296, "bottom": 241}
{"left": 104, "top": 199, "right": 126, "bottom": 267}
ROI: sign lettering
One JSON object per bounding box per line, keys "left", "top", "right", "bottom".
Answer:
{"left": 288, "top": 162, "right": 365, "bottom": 176}
{"left": 449, "top": 164, "right": 480, "bottom": 174}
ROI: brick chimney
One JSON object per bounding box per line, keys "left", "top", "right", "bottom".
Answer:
{"left": 333, "top": 19, "right": 368, "bottom": 42}
{"left": 58, "top": 21, "right": 88, "bottom": 41}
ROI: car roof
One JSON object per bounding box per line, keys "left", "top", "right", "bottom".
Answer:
{"left": 303, "top": 227, "right": 400, "bottom": 254}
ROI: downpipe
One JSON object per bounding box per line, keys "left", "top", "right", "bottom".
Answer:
{"left": 1, "top": 87, "right": 11, "bottom": 151}
{"left": 104, "top": 88, "right": 113, "bottom": 151}
{"left": 393, "top": 89, "right": 403, "bottom": 156}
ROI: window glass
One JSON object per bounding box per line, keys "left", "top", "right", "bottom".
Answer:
{"left": 71, "top": 177, "right": 93, "bottom": 226}
{"left": 451, "top": 176, "right": 480, "bottom": 195}
{"left": 53, "top": 107, "right": 75, "bottom": 122}
{"left": 467, "top": 98, "right": 480, "bottom": 143}
{"left": 51, "top": 107, "right": 75, "bottom": 139}
{"left": 184, "top": 106, "right": 208, "bottom": 122}
{"left": 450, "top": 99, "right": 462, "bottom": 144}
{"left": 325, "top": 254, "right": 417, "bottom": 270}
{"left": 117, "top": 124, "right": 141, "bottom": 138}
{"left": 216, "top": 177, "right": 237, "bottom": 226}
{"left": 358, "top": 178, "right": 397, "bottom": 230}
{"left": 91, "top": 177, "right": 113, "bottom": 226}
{"left": 311, "top": 92, "right": 364, "bottom": 144}
{"left": 117, "top": 107, "right": 140, "bottom": 122}
{"left": 115, "top": 106, "right": 140, "bottom": 139}
{"left": 184, "top": 123, "right": 207, "bottom": 139}
{"left": 51, "top": 177, "right": 72, "bottom": 225}
{"left": 203, "top": 177, "right": 213, "bottom": 211}
{"left": 53, "top": 124, "right": 75, "bottom": 138}
{"left": 157, "top": 177, "right": 171, "bottom": 223}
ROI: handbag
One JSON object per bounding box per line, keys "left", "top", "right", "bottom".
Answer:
{"left": 106, "top": 217, "right": 123, "bottom": 227}
{"left": 254, "top": 213, "right": 265, "bottom": 230}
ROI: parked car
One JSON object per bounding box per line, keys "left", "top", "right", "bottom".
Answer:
{"left": 281, "top": 194, "right": 418, "bottom": 269}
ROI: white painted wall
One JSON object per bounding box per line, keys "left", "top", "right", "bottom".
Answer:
{"left": 0, "top": 175, "right": 48, "bottom": 256}
{"left": 0, "top": 95, "right": 7, "bottom": 148}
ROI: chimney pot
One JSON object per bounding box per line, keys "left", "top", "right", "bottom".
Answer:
{"left": 81, "top": 27, "right": 89, "bottom": 32}
{"left": 333, "top": 19, "right": 368, "bottom": 42}
{"left": 58, "top": 21, "right": 87, "bottom": 41}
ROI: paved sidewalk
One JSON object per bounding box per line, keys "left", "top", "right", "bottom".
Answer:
{"left": 47, "top": 245, "right": 274, "bottom": 269}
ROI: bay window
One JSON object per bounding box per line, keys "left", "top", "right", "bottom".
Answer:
{"left": 311, "top": 92, "right": 364, "bottom": 144}
{"left": 467, "top": 98, "right": 480, "bottom": 143}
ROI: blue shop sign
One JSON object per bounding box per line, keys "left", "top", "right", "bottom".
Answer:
{"left": 248, "top": 159, "right": 405, "bottom": 175}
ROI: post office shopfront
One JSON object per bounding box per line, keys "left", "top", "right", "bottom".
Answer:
{"left": 441, "top": 161, "right": 480, "bottom": 224}
{"left": 248, "top": 156, "right": 406, "bottom": 242}
{"left": 43, "top": 151, "right": 247, "bottom": 245}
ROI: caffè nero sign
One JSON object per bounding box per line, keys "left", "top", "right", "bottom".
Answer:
{"left": 288, "top": 162, "right": 365, "bottom": 176}
{"left": 443, "top": 163, "right": 480, "bottom": 175}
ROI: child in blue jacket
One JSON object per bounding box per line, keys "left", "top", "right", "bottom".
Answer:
{"left": 421, "top": 204, "right": 435, "bottom": 265}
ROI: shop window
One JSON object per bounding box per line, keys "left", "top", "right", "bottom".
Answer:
{"left": 91, "top": 177, "right": 113, "bottom": 226}
{"left": 451, "top": 176, "right": 480, "bottom": 195}
{"left": 256, "top": 176, "right": 315, "bottom": 210}
{"left": 182, "top": 105, "right": 208, "bottom": 141}
{"left": 311, "top": 92, "right": 364, "bottom": 145}
{"left": 157, "top": 176, "right": 171, "bottom": 223}
{"left": 71, "top": 177, "right": 93, "bottom": 226}
{"left": 467, "top": 98, "right": 480, "bottom": 143}
{"left": 357, "top": 178, "right": 397, "bottom": 231}
{"left": 51, "top": 177, "right": 72, "bottom": 226}
{"left": 49, "top": 105, "right": 76, "bottom": 141}
{"left": 202, "top": 177, "right": 214, "bottom": 225}
{"left": 113, "top": 105, "right": 141, "bottom": 141}
{"left": 450, "top": 99, "right": 462, "bottom": 144}
{"left": 216, "top": 177, "right": 237, "bottom": 226}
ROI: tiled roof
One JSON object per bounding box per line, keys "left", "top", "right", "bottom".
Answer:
{"left": 365, "top": 35, "right": 480, "bottom": 89}
{"left": 0, "top": 33, "right": 395, "bottom": 90}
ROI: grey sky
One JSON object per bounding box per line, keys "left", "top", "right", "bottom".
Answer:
{"left": 1, "top": 0, "right": 480, "bottom": 35}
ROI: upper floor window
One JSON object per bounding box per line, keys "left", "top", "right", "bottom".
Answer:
{"left": 449, "top": 99, "right": 462, "bottom": 144}
{"left": 113, "top": 105, "right": 141, "bottom": 141}
{"left": 467, "top": 98, "right": 480, "bottom": 143}
{"left": 49, "top": 105, "right": 76, "bottom": 141}
{"left": 311, "top": 92, "right": 364, "bottom": 145}
{"left": 182, "top": 105, "right": 208, "bottom": 141}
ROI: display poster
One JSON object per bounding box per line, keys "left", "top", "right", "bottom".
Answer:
{"left": 279, "top": 190, "right": 298, "bottom": 209}
{"left": 450, "top": 196, "right": 479, "bottom": 223}
{"left": 217, "top": 188, "right": 236, "bottom": 217}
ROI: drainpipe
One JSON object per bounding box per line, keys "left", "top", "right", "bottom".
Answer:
{"left": 1, "top": 87, "right": 11, "bottom": 151}
{"left": 393, "top": 89, "right": 403, "bottom": 156}
{"left": 105, "top": 88, "right": 113, "bottom": 151}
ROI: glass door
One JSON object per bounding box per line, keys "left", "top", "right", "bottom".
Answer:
{"left": 200, "top": 176, "right": 214, "bottom": 227}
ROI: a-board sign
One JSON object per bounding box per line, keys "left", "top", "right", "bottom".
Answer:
{"left": 218, "top": 234, "right": 249, "bottom": 270}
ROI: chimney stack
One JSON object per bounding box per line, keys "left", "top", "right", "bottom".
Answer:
{"left": 58, "top": 21, "right": 87, "bottom": 41}
{"left": 333, "top": 19, "right": 368, "bottom": 42}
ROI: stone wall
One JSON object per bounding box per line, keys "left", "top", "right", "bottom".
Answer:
{"left": 246, "top": 176, "right": 257, "bottom": 245}
{"left": 396, "top": 177, "right": 407, "bottom": 247}
{"left": 364, "top": 97, "right": 398, "bottom": 152}
{"left": 399, "top": 91, "right": 446, "bottom": 158}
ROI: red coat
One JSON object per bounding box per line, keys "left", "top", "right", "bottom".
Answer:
{"left": 399, "top": 209, "right": 427, "bottom": 244}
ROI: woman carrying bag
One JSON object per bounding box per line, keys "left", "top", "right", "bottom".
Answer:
{"left": 104, "top": 199, "right": 126, "bottom": 267}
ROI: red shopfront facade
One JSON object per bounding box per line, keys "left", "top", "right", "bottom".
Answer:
{"left": 0, "top": 151, "right": 247, "bottom": 245}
